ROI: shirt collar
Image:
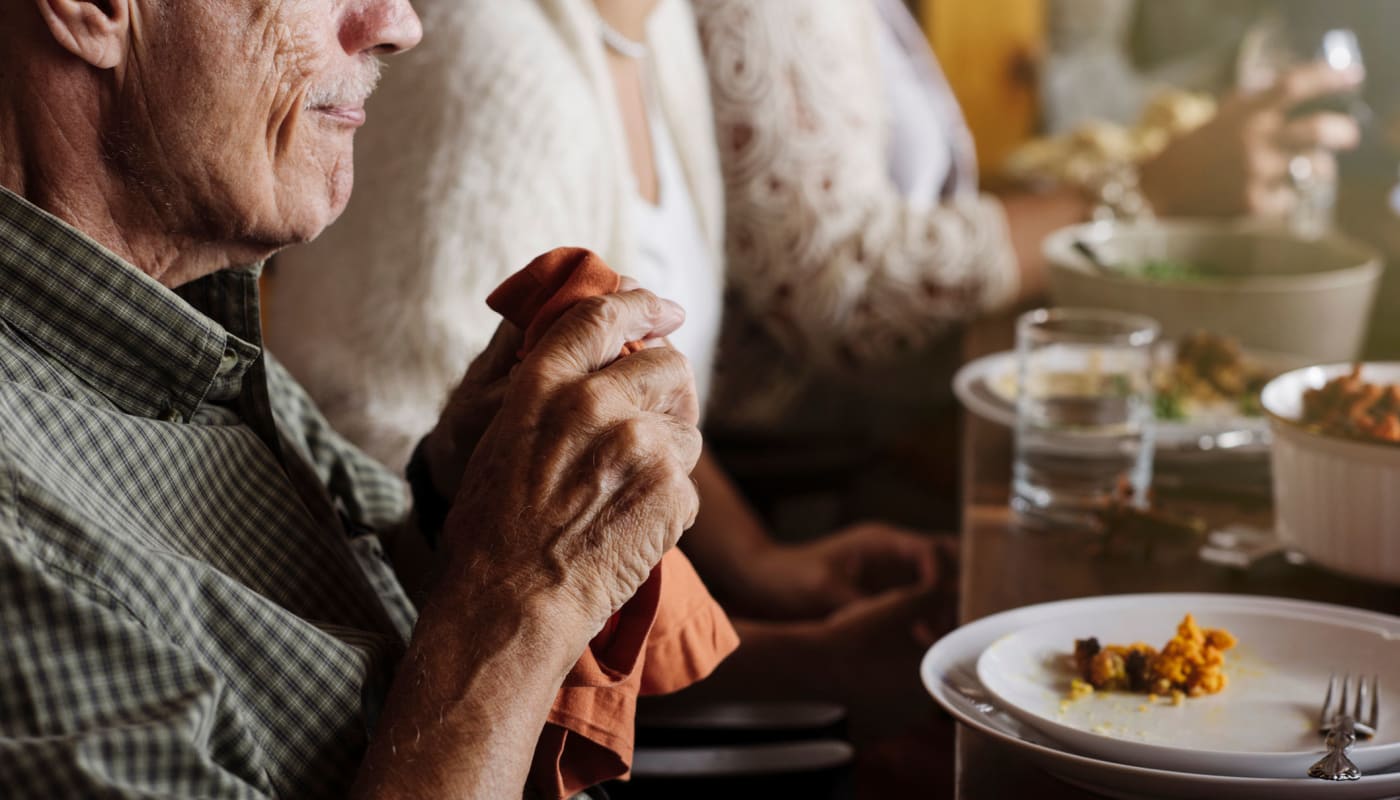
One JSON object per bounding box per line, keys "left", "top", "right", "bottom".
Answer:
{"left": 0, "top": 185, "right": 261, "bottom": 422}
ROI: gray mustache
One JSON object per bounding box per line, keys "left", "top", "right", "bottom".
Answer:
{"left": 304, "top": 58, "right": 383, "bottom": 109}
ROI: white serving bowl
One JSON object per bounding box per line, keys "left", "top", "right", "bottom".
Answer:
{"left": 1045, "top": 221, "right": 1383, "bottom": 361}
{"left": 1261, "top": 363, "right": 1400, "bottom": 585}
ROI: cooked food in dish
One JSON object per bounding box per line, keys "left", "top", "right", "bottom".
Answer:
{"left": 1154, "top": 331, "right": 1272, "bottom": 421}
{"left": 1071, "top": 614, "right": 1237, "bottom": 700}
{"left": 1300, "top": 365, "right": 1400, "bottom": 444}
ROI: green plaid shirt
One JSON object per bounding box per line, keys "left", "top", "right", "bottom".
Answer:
{"left": 0, "top": 186, "right": 421, "bottom": 798}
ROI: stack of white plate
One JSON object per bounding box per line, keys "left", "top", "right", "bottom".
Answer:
{"left": 923, "top": 594, "right": 1400, "bottom": 799}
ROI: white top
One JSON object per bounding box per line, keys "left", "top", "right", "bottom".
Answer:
{"left": 632, "top": 85, "right": 722, "bottom": 414}
{"left": 875, "top": 2, "right": 950, "bottom": 207}
{"left": 873, "top": 0, "right": 978, "bottom": 207}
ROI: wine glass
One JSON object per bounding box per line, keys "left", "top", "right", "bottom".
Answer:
{"left": 1237, "top": 19, "right": 1367, "bottom": 237}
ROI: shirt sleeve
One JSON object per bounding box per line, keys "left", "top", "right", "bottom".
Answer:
{"left": 0, "top": 537, "right": 274, "bottom": 799}
{"left": 695, "top": 0, "right": 1020, "bottom": 373}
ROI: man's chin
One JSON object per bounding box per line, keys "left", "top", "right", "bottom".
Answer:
{"left": 236, "top": 213, "right": 329, "bottom": 257}
{"left": 270, "top": 182, "right": 353, "bottom": 248}
{"left": 323, "top": 163, "right": 356, "bottom": 233}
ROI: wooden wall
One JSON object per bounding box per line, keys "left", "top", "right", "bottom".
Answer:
{"left": 918, "top": 0, "right": 1045, "bottom": 178}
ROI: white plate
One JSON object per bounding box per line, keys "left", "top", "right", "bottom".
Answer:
{"left": 923, "top": 594, "right": 1400, "bottom": 799}
{"left": 976, "top": 594, "right": 1400, "bottom": 778}
{"left": 953, "top": 349, "right": 1295, "bottom": 453}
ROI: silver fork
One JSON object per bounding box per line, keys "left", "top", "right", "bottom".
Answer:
{"left": 1308, "top": 673, "right": 1381, "bottom": 781}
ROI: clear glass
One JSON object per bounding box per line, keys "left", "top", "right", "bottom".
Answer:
{"left": 1237, "top": 21, "right": 1366, "bottom": 238}
{"left": 1012, "top": 308, "right": 1159, "bottom": 530}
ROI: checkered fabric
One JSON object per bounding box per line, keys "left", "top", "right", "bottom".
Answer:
{"left": 0, "top": 185, "right": 420, "bottom": 798}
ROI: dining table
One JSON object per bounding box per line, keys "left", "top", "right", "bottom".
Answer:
{"left": 950, "top": 309, "right": 1400, "bottom": 799}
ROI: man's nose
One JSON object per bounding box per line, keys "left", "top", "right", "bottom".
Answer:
{"left": 341, "top": 0, "right": 423, "bottom": 57}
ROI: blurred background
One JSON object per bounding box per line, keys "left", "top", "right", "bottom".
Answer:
{"left": 916, "top": 0, "right": 1400, "bottom": 356}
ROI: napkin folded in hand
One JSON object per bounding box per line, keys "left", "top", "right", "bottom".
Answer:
{"left": 486, "top": 247, "right": 740, "bottom": 799}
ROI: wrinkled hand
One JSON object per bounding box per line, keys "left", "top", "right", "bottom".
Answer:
{"left": 420, "top": 321, "right": 524, "bottom": 500}
{"left": 421, "top": 277, "right": 659, "bottom": 498}
{"left": 440, "top": 289, "right": 703, "bottom": 637}
{"left": 749, "top": 523, "right": 957, "bottom": 620}
{"left": 816, "top": 582, "right": 957, "bottom": 734}
{"left": 1140, "top": 60, "right": 1363, "bottom": 219}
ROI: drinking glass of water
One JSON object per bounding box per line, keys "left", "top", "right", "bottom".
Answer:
{"left": 1012, "top": 308, "right": 1159, "bottom": 530}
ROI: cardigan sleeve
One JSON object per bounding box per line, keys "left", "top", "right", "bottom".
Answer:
{"left": 695, "top": 0, "right": 1020, "bottom": 373}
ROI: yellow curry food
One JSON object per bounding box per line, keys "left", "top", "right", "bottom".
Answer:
{"left": 1072, "top": 614, "right": 1236, "bottom": 700}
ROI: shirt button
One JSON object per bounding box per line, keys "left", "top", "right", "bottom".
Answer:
{"left": 160, "top": 407, "right": 184, "bottom": 423}
{"left": 217, "top": 348, "right": 239, "bottom": 376}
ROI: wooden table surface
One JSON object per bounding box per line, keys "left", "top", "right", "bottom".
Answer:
{"left": 951, "top": 313, "right": 1400, "bottom": 799}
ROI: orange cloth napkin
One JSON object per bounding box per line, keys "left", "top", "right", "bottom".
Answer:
{"left": 486, "top": 247, "right": 740, "bottom": 799}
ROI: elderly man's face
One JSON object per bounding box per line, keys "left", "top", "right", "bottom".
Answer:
{"left": 113, "top": 0, "right": 420, "bottom": 251}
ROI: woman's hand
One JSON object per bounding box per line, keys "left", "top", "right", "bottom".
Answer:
{"left": 814, "top": 581, "right": 958, "bottom": 734}
{"left": 663, "top": 578, "right": 958, "bottom": 737}
{"left": 744, "top": 523, "right": 957, "bottom": 620}
{"left": 1140, "top": 60, "right": 1363, "bottom": 219}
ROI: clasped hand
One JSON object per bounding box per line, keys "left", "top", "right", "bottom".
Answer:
{"left": 424, "top": 288, "right": 704, "bottom": 638}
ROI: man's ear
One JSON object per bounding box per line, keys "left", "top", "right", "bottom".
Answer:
{"left": 33, "top": 0, "right": 129, "bottom": 69}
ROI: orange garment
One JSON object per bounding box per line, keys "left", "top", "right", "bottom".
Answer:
{"left": 486, "top": 247, "right": 740, "bottom": 799}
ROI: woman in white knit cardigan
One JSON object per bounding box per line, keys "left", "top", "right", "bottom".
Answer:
{"left": 267, "top": 0, "right": 951, "bottom": 722}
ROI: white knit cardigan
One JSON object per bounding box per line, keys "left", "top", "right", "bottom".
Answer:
{"left": 694, "top": 0, "right": 1019, "bottom": 433}
{"left": 266, "top": 0, "right": 724, "bottom": 471}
